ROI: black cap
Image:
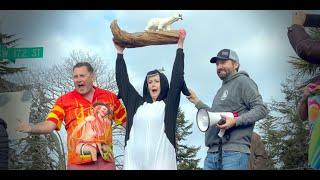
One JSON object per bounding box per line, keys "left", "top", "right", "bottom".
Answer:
{"left": 210, "top": 49, "right": 239, "bottom": 63}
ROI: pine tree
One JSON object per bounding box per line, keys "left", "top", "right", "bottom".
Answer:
{"left": 256, "top": 111, "right": 282, "bottom": 169}
{"left": 0, "top": 33, "right": 25, "bottom": 76}
{"left": 0, "top": 25, "right": 64, "bottom": 169}
{"left": 257, "top": 27, "right": 320, "bottom": 169}
{"left": 257, "top": 75, "right": 309, "bottom": 169}
{"left": 8, "top": 83, "right": 66, "bottom": 170}
{"left": 176, "top": 108, "right": 201, "bottom": 170}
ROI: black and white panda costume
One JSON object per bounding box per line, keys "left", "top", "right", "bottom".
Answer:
{"left": 116, "top": 48, "right": 189, "bottom": 170}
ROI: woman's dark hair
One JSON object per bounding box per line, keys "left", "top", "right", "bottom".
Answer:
{"left": 143, "top": 70, "right": 169, "bottom": 103}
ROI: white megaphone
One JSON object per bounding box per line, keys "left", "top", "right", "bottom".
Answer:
{"left": 196, "top": 109, "right": 237, "bottom": 137}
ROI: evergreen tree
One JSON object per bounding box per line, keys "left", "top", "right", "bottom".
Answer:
{"left": 257, "top": 27, "right": 320, "bottom": 169}
{"left": 0, "top": 33, "right": 25, "bottom": 76}
{"left": 0, "top": 30, "right": 58, "bottom": 169}
{"left": 176, "top": 108, "right": 201, "bottom": 170}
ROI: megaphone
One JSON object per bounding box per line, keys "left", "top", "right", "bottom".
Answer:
{"left": 196, "top": 109, "right": 237, "bottom": 137}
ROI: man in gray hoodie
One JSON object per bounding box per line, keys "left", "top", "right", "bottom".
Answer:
{"left": 187, "top": 49, "right": 267, "bottom": 170}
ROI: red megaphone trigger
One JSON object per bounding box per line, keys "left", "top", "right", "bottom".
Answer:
{"left": 232, "top": 112, "right": 239, "bottom": 117}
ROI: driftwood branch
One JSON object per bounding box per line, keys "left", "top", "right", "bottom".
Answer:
{"left": 110, "top": 20, "right": 179, "bottom": 48}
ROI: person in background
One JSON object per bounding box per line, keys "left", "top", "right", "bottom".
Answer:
{"left": 298, "top": 80, "right": 320, "bottom": 170}
{"left": 249, "top": 132, "right": 268, "bottom": 170}
{"left": 287, "top": 11, "right": 320, "bottom": 64}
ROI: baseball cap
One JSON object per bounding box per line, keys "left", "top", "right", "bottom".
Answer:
{"left": 210, "top": 49, "right": 239, "bottom": 63}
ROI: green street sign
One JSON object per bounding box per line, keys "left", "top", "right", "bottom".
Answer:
{"left": 0, "top": 44, "right": 43, "bottom": 63}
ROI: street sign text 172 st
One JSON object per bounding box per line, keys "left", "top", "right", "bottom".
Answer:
{"left": 1, "top": 47, "right": 44, "bottom": 59}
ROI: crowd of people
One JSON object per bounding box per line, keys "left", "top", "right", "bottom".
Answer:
{"left": 0, "top": 11, "right": 317, "bottom": 170}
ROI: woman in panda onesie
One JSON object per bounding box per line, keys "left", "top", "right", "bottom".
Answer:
{"left": 114, "top": 29, "right": 190, "bottom": 170}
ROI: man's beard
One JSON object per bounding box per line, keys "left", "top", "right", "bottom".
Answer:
{"left": 217, "top": 69, "right": 232, "bottom": 80}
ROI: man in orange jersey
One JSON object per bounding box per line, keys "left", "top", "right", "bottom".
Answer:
{"left": 16, "top": 62, "right": 127, "bottom": 170}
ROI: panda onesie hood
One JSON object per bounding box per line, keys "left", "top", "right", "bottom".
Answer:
{"left": 116, "top": 48, "right": 189, "bottom": 170}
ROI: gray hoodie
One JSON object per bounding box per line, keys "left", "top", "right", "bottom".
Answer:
{"left": 195, "top": 71, "right": 267, "bottom": 154}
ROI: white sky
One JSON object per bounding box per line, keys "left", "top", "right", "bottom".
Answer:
{"left": 1, "top": 10, "right": 319, "bottom": 168}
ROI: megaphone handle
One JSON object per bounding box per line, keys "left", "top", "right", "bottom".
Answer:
{"left": 218, "top": 129, "right": 225, "bottom": 138}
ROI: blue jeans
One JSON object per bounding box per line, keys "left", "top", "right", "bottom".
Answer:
{"left": 204, "top": 151, "right": 249, "bottom": 170}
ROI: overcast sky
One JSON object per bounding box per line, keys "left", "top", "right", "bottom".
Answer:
{"left": 1, "top": 10, "right": 319, "bottom": 168}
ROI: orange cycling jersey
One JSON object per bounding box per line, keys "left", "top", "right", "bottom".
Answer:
{"left": 46, "top": 87, "right": 127, "bottom": 165}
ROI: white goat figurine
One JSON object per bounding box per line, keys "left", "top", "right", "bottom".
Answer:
{"left": 145, "top": 14, "right": 183, "bottom": 31}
